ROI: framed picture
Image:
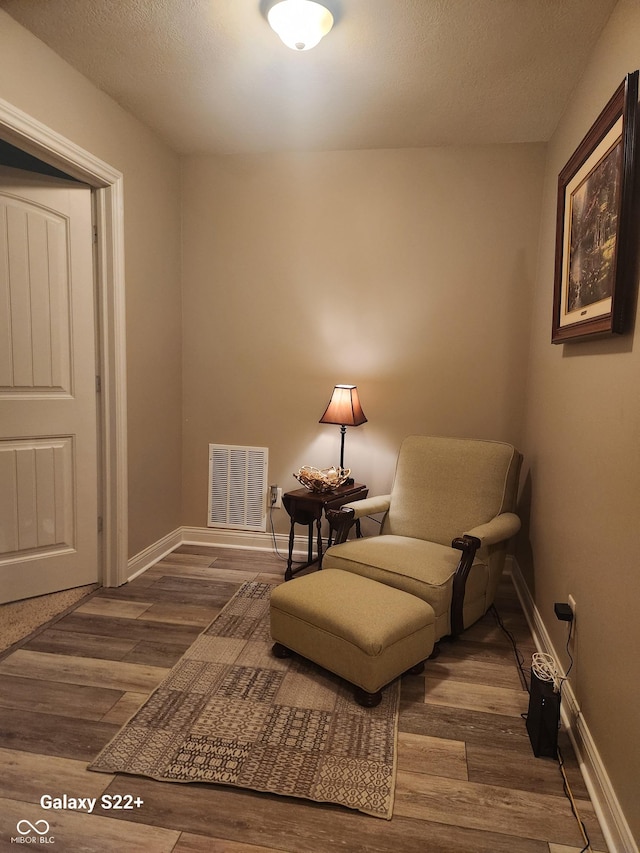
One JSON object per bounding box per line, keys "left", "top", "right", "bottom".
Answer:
{"left": 552, "top": 71, "right": 639, "bottom": 343}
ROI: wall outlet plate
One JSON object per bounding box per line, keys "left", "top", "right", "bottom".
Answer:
{"left": 269, "top": 485, "right": 282, "bottom": 509}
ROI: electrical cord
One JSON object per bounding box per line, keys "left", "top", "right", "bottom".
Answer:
{"left": 491, "top": 604, "right": 592, "bottom": 852}
{"left": 268, "top": 504, "right": 290, "bottom": 561}
{"left": 557, "top": 745, "right": 592, "bottom": 852}
{"left": 490, "top": 604, "right": 529, "bottom": 691}
{"left": 531, "top": 651, "right": 562, "bottom": 692}
{"left": 268, "top": 504, "right": 332, "bottom": 566}
{"left": 268, "top": 504, "right": 381, "bottom": 565}
{"left": 564, "top": 617, "right": 575, "bottom": 681}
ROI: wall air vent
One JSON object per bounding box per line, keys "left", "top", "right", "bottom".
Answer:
{"left": 208, "top": 444, "right": 268, "bottom": 532}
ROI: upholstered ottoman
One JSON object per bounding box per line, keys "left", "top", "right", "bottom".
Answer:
{"left": 270, "top": 568, "right": 435, "bottom": 707}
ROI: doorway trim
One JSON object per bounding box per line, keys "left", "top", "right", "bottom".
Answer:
{"left": 0, "top": 96, "right": 128, "bottom": 587}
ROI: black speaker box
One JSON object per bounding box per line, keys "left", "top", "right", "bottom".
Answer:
{"left": 526, "top": 670, "right": 560, "bottom": 758}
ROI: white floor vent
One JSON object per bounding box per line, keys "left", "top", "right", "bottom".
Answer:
{"left": 208, "top": 444, "right": 268, "bottom": 532}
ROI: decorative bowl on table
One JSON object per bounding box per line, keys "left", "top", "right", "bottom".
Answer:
{"left": 293, "top": 466, "right": 351, "bottom": 493}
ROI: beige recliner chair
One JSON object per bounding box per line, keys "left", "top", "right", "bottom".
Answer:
{"left": 324, "top": 435, "right": 522, "bottom": 642}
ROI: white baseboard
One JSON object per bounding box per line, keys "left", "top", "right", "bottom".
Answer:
{"left": 126, "top": 527, "right": 183, "bottom": 581}
{"left": 508, "top": 557, "right": 637, "bottom": 853}
{"left": 181, "top": 525, "right": 317, "bottom": 561}
{"left": 182, "top": 526, "right": 280, "bottom": 552}
{"left": 128, "top": 525, "right": 317, "bottom": 579}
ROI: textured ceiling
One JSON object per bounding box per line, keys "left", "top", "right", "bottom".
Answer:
{"left": 0, "top": 0, "right": 618, "bottom": 155}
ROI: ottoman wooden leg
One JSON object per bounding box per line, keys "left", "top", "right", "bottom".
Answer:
{"left": 405, "top": 660, "right": 425, "bottom": 675}
{"left": 354, "top": 687, "right": 382, "bottom": 708}
{"left": 272, "top": 642, "right": 292, "bottom": 659}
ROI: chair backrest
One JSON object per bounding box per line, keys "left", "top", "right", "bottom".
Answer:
{"left": 383, "top": 435, "right": 521, "bottom": 546}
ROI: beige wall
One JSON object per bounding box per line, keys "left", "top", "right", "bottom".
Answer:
{"left": 0, "top": 11, "right": 183, "bottom": 558}
{"left": 519, "top": 0, "right": 640, "bottom": 841}
{"left": 181, "top": 145, "right": 545, "bottom": 532}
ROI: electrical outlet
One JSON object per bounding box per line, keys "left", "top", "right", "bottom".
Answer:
{"left": 269, "top": 485, "right": 282, "bottom": 509}
{"left": 568, "top": 595, "right": 576, "bottom": 618}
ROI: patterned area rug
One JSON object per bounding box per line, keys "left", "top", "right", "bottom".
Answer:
{"left": 89, "top": 581, "right": 400, "bottom": 819}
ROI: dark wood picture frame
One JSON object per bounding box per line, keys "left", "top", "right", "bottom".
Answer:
{"left": 552, "top": 71, "right": 639, "bottom": 343}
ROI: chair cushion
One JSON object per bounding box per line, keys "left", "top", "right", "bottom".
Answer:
{"left": 323, "top": 535, "right": 488, "bottom": 639}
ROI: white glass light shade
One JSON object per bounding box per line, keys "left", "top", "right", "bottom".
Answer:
{"left": 267, "top": 0, "right": 334, "bottom": 51}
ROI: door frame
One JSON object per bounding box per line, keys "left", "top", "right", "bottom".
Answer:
{"left": 0, "top": 96, "right": 128, "bottom": 588}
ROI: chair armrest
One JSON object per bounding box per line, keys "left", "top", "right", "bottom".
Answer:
{"left": 450, "top": 535, "right": 482, "bottom": 638}
{"left": 325, "top": 495, "right": 391, "bottom": 544}
{"left": 448, "top": 514, "right": 521, "bottom": 637}
{"left": 342, "top": 495, "right": 391, "bottom": 520}
{"left": 464, "top": 512, "right": 521, "bottom": 547}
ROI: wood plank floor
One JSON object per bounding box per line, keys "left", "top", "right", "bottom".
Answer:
{"left": 0, "top": 546, "right": 608, "bottom": 852}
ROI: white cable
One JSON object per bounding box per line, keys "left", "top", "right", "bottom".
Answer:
{"left": 531, "top": 652, "right": 562, "bottom": 692}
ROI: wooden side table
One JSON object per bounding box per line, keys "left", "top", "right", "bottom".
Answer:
{"left": 283, "top": 482, "right": 368, "bottom": 580}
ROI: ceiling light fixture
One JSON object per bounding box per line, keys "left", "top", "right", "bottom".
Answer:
{"left": 267, "top": 0, "right": 334, "bottom": 51}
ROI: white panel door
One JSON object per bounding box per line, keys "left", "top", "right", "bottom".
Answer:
{"left": 0, "top": 166, "right": 98, "bottom": 603}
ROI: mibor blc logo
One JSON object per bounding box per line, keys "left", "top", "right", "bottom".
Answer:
{"left": 12, "top": 819, "right": 54, "bottom": 844}
{"left": 16, "top": 821, "right": 50, "bottom": 835}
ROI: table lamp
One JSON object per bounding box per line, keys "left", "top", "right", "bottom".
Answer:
{"left": 319, "top": 384, "right": 367, "bottom": 475}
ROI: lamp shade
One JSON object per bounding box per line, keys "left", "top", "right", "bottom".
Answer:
{"left": 319, "top": 385, "right": 367, "bottom": 427}
{"left": 267, "top": 0, "right": 334, "bottom": 51}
